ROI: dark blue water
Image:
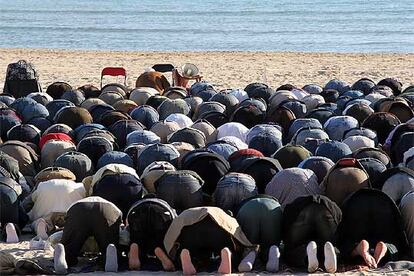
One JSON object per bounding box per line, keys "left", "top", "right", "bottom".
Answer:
{"left": 0, "top": 0, "right": 413, "bottom": 52}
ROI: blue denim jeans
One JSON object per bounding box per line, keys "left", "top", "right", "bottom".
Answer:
{"left": 155, "top": 171, "right": 203, "bottom": 212}
{"left": 213, "top": 173, "right": 257, "bottom": 212}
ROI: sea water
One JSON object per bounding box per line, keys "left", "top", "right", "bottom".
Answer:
{"left": 0, "top": 0, "right": 413, "bottom": 52}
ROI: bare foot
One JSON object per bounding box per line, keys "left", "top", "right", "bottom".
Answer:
{"left": 373, "top": 242, "right": 387, "bottom": 265}
{"left": 218, "top": 247, "right": 232, "bottom": 274}
{"left": 128, "top": 243, "right": 140, "bottom": 270}
{"left": 180, "top": 249, "right": 196, "bottom": 275}
{"left": 353, "top": 240, "right": 376, "bottom": 268}
{"left": 36, "top": 218, "right": 49, "bottom": 240}
{"left": 155, "top": 247, "right": 175, "bottom": 271}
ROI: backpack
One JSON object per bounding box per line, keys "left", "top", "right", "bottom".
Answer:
{"left": 127, "top": 198, "right": 177, "bottom": 256}
{"left": 3, "top": 60, "right": 41, "bottom": 98}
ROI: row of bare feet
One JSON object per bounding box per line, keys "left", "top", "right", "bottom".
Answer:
{"left": 352, "top": 240, "right": 388, "bottom": 269}
{"left": 129, "top": 243, "right": 232, "bottom": 275}
{"left": 128, "top": 243, "right": 175, "bottom": 271}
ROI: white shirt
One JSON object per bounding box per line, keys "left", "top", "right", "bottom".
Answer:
{"left": 29, "top": 179, "right": 86, "bottom": 221}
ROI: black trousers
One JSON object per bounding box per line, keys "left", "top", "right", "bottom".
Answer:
{"left": 177, "top": 216, "right": 236, "bottom": 269}
{"left": 336, "top": 190, "right": 405, "bottom": 264}
{"left": 283, "top": 203, "right": 338, "bottom": 268}
{"left": 0, "top": 184, "right": 28, "bottom": 239}
{"left": 61, "top": 201, "right": 122, "bottom": 266}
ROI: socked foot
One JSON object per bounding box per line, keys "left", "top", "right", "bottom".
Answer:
{"left": 307, "top": 241, "right": 319, "bottom": 273}
{"left": 128, "top": 243, "right": 140, "bottom": 270}
{"left": 218, "top": 247, "right": 232, "bottom": 274}
{"left": 5, "top": 223, "right": 19, "bottom": 243}
{"left": 238, "top": 250, "right": 256, "bottom": 272}
{"left": 324, "top": 242, "right": 337, "bottom": 273}
{"left": 155, "top": 247, "right": 175, "bottom": 271}
{"left": 266, "top": 245, "right": 280, "bottom": 272}
{"left": 54, "top": 243, "right": 68, "bottom": 275}
{"left": 180, "top": 249, "right": 196, "bottom": 275}
{"left": 373, "top": 241, "right": 387, "bottom": 266}
{"left": 105, "top": 244, "right": 118, "bottom": 272}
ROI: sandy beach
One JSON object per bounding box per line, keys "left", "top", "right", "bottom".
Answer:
{"left": 1, "top": 48, "right": 414, "bottom": 275}
{"left": 1, "top": 48, "right": 414, "bottom": 90}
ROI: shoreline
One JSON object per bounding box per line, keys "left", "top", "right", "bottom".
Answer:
{"left": 1, "top": 48, "right": 413, "bottom": 90}
{"left": 3, "top": 47, "right": 414, "bottom": 54}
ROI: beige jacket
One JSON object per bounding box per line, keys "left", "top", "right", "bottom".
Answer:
{"left": 164, "top": 206, "right": 255, "bottom": 259}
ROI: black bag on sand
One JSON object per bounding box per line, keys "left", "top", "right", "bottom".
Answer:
{"left": 3, "top": 60, "right": 41, "bottom": 98}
